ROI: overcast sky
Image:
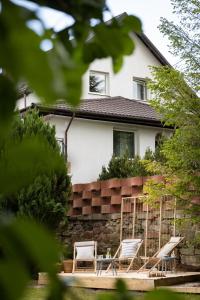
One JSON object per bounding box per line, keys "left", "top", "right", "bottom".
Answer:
{"left": 37, "top": 0, "right": 177, "bottom": 65}
{"left": 106, "top": 0, "right": 176, "bottom": 65}
{"left": 14, "top": 0, "right": 177, "bottom": 65}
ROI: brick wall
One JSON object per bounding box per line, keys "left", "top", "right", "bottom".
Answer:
{"left": 67, "top": 176, "right": 158, "bottom": 217}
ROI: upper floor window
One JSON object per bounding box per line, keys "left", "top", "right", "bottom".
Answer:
{"left": 133, "top": 78, "right": 147, "bottom": 101}
{"left": 89, "top": 71, "right": 109, "bottom": 95}
{"left": 113, "top": 130, "right": 135, "bottom": 158}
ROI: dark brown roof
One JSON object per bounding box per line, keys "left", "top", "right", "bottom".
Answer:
{"left": 57, "top": 97, "right": 159, "bottom": 120}
{"left": 32, "top": 96, "right": 169, "bottom": 128}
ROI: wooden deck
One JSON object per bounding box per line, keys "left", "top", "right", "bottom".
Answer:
{"left": 39, "top": 271, "right": 200, "bottom": 293}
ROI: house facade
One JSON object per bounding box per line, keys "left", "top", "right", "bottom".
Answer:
{"left": 18, "top": 31, "right": 172, "bottom": 184}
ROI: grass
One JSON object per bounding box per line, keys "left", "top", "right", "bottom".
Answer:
{"left": 22, "top": 286, "right": 200, "bottom": 300}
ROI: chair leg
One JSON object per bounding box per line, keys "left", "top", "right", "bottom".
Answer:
{"left": 105, "top": 263, "right": 112, "bottom": 273}
{"left": 72, "top": 260, "right": 75, "bottom": 273}
{"left": 126, "top": 258, "right": 135, "bottom": 272}
{"left": 94, "top": 259, "right": 97, "bottom": 273}
{"left": 137, "top": 259, "right": 150, "bottom": 272}
{"left": 148, "top": 259, "right": 161, "bottom": 276}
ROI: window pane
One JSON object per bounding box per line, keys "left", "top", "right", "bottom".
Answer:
{"left": 132, "top": 81, "right": 137, "bottom": 99}
{"left": 113, "top": 131, "right": 134, "bottom": 157}
{"left": 137, "top": 83, "right": 145, "bottom": 100}
{"left": 133, "top": 79, "right": 146, "bottom": 100}
{"left": 89, "top": 72, "right": 106, "bottom": 94}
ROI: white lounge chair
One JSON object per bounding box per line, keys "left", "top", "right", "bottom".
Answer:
{"left": 137, "top": 236, "right": 184, "bottom": 276}
{"left": 107, "top": 238, "right": 143, "bottom": 273}
{"left": 72, "top": 240, "right": 97, "bottom": 273}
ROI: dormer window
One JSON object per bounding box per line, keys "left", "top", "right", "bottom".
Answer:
{"left": 133, "top": 78, "right": 147, "bottom": 101}
{"left": 89, "top": 71, "right": 109, "bottom": 95}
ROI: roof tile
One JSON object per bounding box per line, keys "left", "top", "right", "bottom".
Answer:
{"left": 54, "top": 96, "right": 160, "bottom": 121}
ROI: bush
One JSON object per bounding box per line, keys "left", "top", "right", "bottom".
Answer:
{"left": 98, "top": 152, "right": 150, "bottom": 180}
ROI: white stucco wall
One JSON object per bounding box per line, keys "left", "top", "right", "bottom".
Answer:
{"left": 16, "top": 33, "right": 170, "bottom": 184}
{"left": 48, "top": 115, "right": 171, "bottom": 184}
{"left": 17, "top": 34, "right": 163, "bottom": 110}
{"left": 82, "top": 34, "right": 162, "bottom": 100}
{"left": 17, "top": 93, "right": 39, "bottom": 110}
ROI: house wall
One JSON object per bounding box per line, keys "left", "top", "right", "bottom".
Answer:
{"left": 17, "top": 34, "right": 163, "bottom": 110}
{"left": 17, "top": 93, "right": 39, "bottom": 111}
{"left": 49, "top": 115, "right": 171, "bottom": 184}
{"left": 16, "top": 33, "right": 170, "bottom": 185}
{"left": 82, "top": 34, "right": 162, "bottom": 99}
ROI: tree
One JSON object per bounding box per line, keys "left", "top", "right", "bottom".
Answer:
{"left": 159, "top": 0, "right": 200, "bottom": 91}
{"left": 0, "top": 1, "right": 182, "bottom": 300}
{"left": 0, "top": 109, "right": 71, "bottom": 230}
{"left": 0, "top": 2, "right": 144, "bottom": 299}
{"left": 146, "top": 0, "right": 200, "bottom": 221}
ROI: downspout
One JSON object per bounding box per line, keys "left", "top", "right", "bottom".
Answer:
{"left": 64, "top": 111, "right": 75, "bottom": 161}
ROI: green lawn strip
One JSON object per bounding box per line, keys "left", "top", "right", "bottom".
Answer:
{"left": 23, "top": 287, "right": 200, "bottom": 300}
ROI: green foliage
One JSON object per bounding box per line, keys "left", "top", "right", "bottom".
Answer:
{"left": 144, "top": 289, "right": 182, "bottom": 300}
{"left": 0, "top": 109, "right": 71, "bottom": 230}
{"left": 99, "top": 144, "right": 167, "bottom": 180}
{"left": 98, "top": 153, "right": 151, "bottom": 180}
{"left": 146, "top": 0, "right": 200, "bottom": 222}
{"left": 0, "top": 1, "right": 143, "bottom": 298}
{"left": 0, "top": 218, "right": 66, "bottom": 300}
{"left": 0, "top": 0, "right": 184, "bottom": 299}
{"left": 0, "top": 1, "right": 142, "bottom": 115}
{"left": 159, "top": 0, "right": 200, "bottom": 91}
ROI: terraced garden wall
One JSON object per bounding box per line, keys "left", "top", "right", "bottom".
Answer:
{"left": 62, "top": 176, "right": 200, "bottom": 269}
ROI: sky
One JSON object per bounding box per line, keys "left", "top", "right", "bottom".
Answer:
{"left": 13, "top": 0, "right": 177, "bottom": 65}
{"left": 37, "top": 0, "right": 177, "bottom": 65}
{"left": 106, "top": 0, "right": 176, "bottom": 65}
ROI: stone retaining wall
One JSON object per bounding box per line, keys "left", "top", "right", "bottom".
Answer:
{"left": 63, "top": 176, "right": 200, "bottom": 269}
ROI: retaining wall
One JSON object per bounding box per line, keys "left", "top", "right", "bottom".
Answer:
{"left": 63, "top": 176, "right": 200, "bottom": 269}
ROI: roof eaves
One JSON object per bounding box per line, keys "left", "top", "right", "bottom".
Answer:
{"left": 33, "top": 104, "right": 171, "bottom": 129}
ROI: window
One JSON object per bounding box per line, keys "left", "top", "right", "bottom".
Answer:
{"left": 56, "top": 138, "right": 65, "bottom": 155}
{"left": 133, "top": 78, "right": 147, "bottom": 100}
{"left": 113, "top": 130, "right": 135, "bottom": 158}
{"left": 89, "top": 71, "right": 109, "bottom": 95}
{"left": 155, "top": 133, "right": 163, "bottom": 150}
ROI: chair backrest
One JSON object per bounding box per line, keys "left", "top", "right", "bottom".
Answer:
{"left": 156, "top": 236, "right": 184, "bottom": 258}
{"left": 119, "top": 239, "right": 142, "bottom": 258}
{"left": 74, "top": 241, "right": 96, "bottom": 260}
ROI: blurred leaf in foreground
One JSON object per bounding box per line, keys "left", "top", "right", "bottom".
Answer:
{"left": 0, "top": 217, "right": 66, "bottom": 300}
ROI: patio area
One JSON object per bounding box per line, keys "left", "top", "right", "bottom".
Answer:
{"left": 39, "top": 271, "right": 200, "bottom": 292}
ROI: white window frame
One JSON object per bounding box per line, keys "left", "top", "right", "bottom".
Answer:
{"left": 56, "top": 138, "right": 65, "bottom": 155}
{"left": 132, "top": 77, "right": 147, "bottom": 101}
{"left": 89, "top": 70, "right": 109, "bottom": 96}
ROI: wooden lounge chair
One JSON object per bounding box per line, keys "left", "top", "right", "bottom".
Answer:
{"left": 72, "top": 240, "right": 97, "bottom": 273}
{"left": 137, "top": 236, "right": 184, "bottom": 276}
{"left": 107, "top": 239, "right": 143, "bottom": 273}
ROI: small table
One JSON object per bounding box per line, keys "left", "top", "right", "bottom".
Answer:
{"left": 97, "top": 258, "right": 117, "bottom": 276}
{"left": 161, "top": 256, "right": 176, "bottom": 275}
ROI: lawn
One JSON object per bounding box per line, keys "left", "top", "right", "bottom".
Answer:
{"left": 23, "top": 287, "right": 200, "bottom": 300}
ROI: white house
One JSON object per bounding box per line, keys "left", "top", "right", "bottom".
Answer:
{"left": 18, "top": 25, "right": 172, "bottom": 184}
